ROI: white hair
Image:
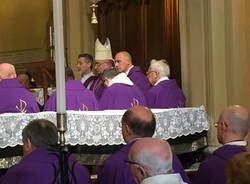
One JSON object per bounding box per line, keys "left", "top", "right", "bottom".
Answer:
{"left": 134, "top": 146, "right": 173, "bottom": 176}
{"left": 150, "top": 59, "right": 170, "bottom": 77}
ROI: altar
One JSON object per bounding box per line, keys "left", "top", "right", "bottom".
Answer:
{"left": 0, "top": 106, "right": 209, "bottom": 168}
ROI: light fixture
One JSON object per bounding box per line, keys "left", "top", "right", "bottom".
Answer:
{"left": 90, "top": 0, "right": 101, "bottom": 24}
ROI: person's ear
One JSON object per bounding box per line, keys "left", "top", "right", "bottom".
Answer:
{"left": 23, "top": 138, "right": 33, "bottom": 156}
{"left": 136, "top": 166, "right": 148, "bottom": 182}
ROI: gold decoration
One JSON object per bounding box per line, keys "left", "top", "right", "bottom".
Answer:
{"left": 90, "top": 3, "right": 98, "bottom": 24}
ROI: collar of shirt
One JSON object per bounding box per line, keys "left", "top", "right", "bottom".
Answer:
{"left": 109, "top": 72, "right": 134, "bottom": 87}
{"left": 225, "top": 140, "right": 247, "bottom": 146}
{"left": 125, "top": 65, "right": 134, "bottom": 75}
{"left": 141, "top": 173, "right": 187, "bottom": 184}
{"left": 154, "top": 76, "right": 169, "bottom": 86}
{"left": 81, "top": 72, "right": 94, "bottom": 84}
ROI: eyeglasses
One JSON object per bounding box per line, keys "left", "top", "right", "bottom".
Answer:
{"left": 95, "top": 62, "right": 105, "bottom": 67}
{"left": 146, "top": 71, "right": 157, "bottom": 76}
{"left": 124, "top": 159, "right": 141, "bottom": 167}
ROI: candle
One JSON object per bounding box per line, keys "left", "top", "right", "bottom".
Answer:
{"left": 52, "top": 0, "right": 66, "bottom": 114}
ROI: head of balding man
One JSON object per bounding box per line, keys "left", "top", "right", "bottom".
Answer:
{"left": 128, "top": 138, "right": 173, "bottom": 184}
{"left": 217, "top": 105, "right": 250, "bottom": 144}
{"left": 121, "top": 106, "right": 156, "bottom": 143}
{"left": 0, "top": 63, "right": 17, "bottom": 81}
{"left": 115, "top": 51, "right": 133, "bottom": 73}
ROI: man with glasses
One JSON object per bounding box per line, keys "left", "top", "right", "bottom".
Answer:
{"left": 146, "top": 59, "right": 185, "bottom": 108}
{"left": 127, "top": 137, "right": 187, "bottom": 184}
{"left": 192, "top": 105, "right": 250, "bottom": 184}
{"left": 114, "top": 51, "right": 150, "bottom": 95}
{"left": 88, "top": 38, "right": 114, "bottom": 100}
{"left": 95, "top": 105, "right": 190, "bottom": 184}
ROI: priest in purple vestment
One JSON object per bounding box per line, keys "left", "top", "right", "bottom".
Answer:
{"left": 128, "top": 138, "right": 187, "bottom": 184}
{"left": 0, "top": 119, "right": 91, "bottom": 184}
{"left": 115, "top": 51, "right": 150, "bottom": 94}
{"left": 88, "top": 38, "right": 114, "bottom": 100}
{"left": 44, "top": 67, "right": 98, "bottom": 111}
{"left": 95, "top": 106, "right": 190, "bottom": 184}
{"left": 192, "top": 105, "right": 250, "bottom": 184}
{"left": 146, "top": 59, "right": 186, "bottom": 108}
{"left": 0, "top": 63, "right": 40, "bottom": 114}
{"left": 76, "top": 53, "right": 95, "bottom": 88}
{"left": 99, "top": 68, "right": 147, "bottom": 110}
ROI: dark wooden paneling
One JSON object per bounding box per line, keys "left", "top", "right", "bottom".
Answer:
{"left": 97, "top": 0, "right": 181, "bottom": 86}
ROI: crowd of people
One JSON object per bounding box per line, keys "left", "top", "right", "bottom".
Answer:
{"left": 0, "top": 38, "right": 250, "bottom": 184}
{"left": 0, "top": 38, "right": 186, "bottom": 113}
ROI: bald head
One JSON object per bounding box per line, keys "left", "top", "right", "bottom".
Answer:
{"left": 121, "top": 106, "right": 156, "bottom": 142}
{"left": 128, "top": 138, "right": 173, "bottom": 183}
{"left": 115, "top": 51, "right": 133, "bottom": 73}
{"left": 221, "top": 105, "right": 249, "bottom": 135}
{"left": 0, "top": 63, "right": 17, "bottom": 81}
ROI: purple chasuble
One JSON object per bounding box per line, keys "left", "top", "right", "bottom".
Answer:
{"left": 0, "top": 78, "right": 40, "bottom": 114}
{"left": 127, "top": 66, "right": 150, "bottom": 94}
{"left": 99, "top": 83, "right": 147, "bottom": 110}
{"left": 44, "top": 80, "right": 98, "bottom": 111}
{"left": 0, "top": 147, "right": 91, "bottom": 184}
{"left": 89, "top": 76, "right": 105, "bottom": 101}
{"left": 192, "top": 145, "right": 245, "bottom": 184}
{"left": 95, "top": 140, "right": 190, "bottom": 184}
{"left": 146, "top": 79, "right": 186, "bottom": 108}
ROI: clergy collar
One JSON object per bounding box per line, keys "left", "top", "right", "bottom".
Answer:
{"left": 224, "top": 140, "right": 246, "bottom": 146}
{"left": 141, "top": 173, "right": 187, "bottom": 184}
{"left": 125, "top": 65, "right": 134, "bottom": 75}
{"left": 109, "top": 72, "right": 134, "bottom": 87}
{"left": 81, "top": 72, "right": 94, "bottom": 84}
{"left": 154, "top": 76, "right": 169, "bottom": 86}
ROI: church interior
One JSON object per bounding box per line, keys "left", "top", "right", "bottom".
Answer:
{"left": 0, "top": 0, "right": 250, "bottom": 182}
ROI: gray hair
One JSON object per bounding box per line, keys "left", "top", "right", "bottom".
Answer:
{"left": 22, "top": 119, "right": 58, "bottom": 147}
{"left": 150, "top": 59, "right": 170, "bottom": 77}
{"left": 226, "top": 110, "right": 250, "bottom": 137}
{"left": 134, "top": 144, "right": 173, "bottom": 176}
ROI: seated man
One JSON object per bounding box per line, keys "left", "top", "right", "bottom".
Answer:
{"left": 146, "top": 59, "right": 186, "bottom": 108}
{"left": 88, "top": 38, "right": 114, "bottom": 100}
{"left": 0, "top": 119, "right": 91, "bottom": 184}
{"left": 99, "top": 68, "right": 147, "bottom": 110}
{"left": 95, "top": 106, "right": 190, "bottom": 184}
{"left": 115, "top": 51, "right": 150, "bottom": 94}
{"left": 0, "top": 63, "right": 40, "bottom": 113}
{"left": 44, "top": 67, "right": 98, "bottom": 111}
{"left": 128, "top": 137, "right": 187, "bottom": 184}
{"left": 192, "top": 105, "right": 250, "bottom": 184}
{"left": 76, "top": 53, "right": 95, "bottom": 88}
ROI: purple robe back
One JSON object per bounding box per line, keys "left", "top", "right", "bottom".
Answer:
{"left": 192, "top": 145, "right": 245, "bottom": 184}
{"left": 95, "top": 140, "right": 190, "bottom": 184}
{"left": 146, "top": 79, "right": 186, "bottom": 108}
{"left": 0, "top": 78, "right": 40, "bottom": 114}
{"left": 127, "top": 66, "right": 150, "bottom": 94}
{"left": 0, "top": 147, "right": 91, "bottom": 184}
{"left": 99, "top": 83, "right": 147, "bottom": 110}
{"left": 89, "top": 76, "right": 105, "bottom": 101}
{"left": 44, "top": 80, "right": 98, "bottom": 111}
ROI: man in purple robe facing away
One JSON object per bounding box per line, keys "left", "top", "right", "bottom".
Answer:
{"left": 128, "top": 138, "right": 187, "bottom": 184}
{"left": 192, "top": 105, "right": 250, "bottom": 184}
{"left": 0, "top": 119, "right": 91, "bottom": 184}
{"left": 99, "top": 68, "right": 147, "bottom": 110}
{"left": 95, "top": 105, "right": 190, "bottom": 184}
{"left": 146, "top": 59, "right": 186, "bottom": 108}
{"left": 115, "top": 51, "right": 150, "bottom": 95}
{"left": 44, "top": 67, "right": 98, "bottom": 111}
{"left": 0, "top": 63, "right": 40, "bottom": 114}
{"left": 88, "top": 38, "right": 114, "bottom": 100}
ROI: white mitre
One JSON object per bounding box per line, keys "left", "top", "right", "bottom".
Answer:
{"left": 95, "top": 38, "right": 113, "bottom": 60}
